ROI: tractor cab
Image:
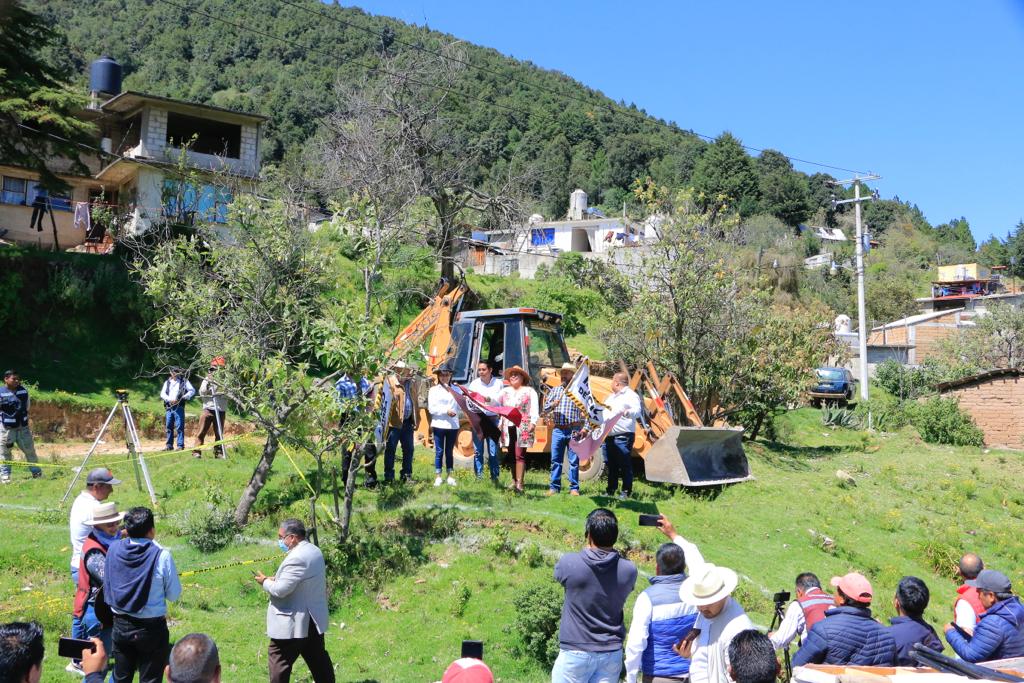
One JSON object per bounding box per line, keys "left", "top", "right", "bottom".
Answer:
{"left": 447, "top": 308, "right": 570, "bottom": 388}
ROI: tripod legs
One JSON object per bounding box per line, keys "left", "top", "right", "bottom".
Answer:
{"left": 61, "top": 401, "right": 121, "bottom": 506}
{"left": 122, "top": 402, "right": 157, "bottom": 507}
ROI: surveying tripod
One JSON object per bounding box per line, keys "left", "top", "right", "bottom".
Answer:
{"left": 61, "top": 389, "right": 157, "bottom": 507}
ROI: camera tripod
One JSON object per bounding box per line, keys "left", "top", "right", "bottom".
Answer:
{"left": 769, "top": 596, "right": 794, "bottom": 682}
{"left": 60, "top": 390, "right": 157, "bottom": 507}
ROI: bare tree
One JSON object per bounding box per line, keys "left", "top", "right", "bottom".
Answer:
{"left": 316, "top": 42, "right": 534, "bottom": 283}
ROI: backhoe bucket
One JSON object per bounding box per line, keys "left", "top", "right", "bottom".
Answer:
{"left": 642, "top": 426, "right": 752, "bottom": 486}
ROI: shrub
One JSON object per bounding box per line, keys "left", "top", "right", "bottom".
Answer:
{"left": 909, "top": 397, "right": 985, "bottom": 447}
{"left": 181, "top": 504, "right": 238, "bottom": 552}
{"left": 853, "top": 395, "right": 910, "bottom": 432}
{"left": 320, "top": 528, "right": 419, "bottom": 598}
{"left": 398, "top": 505, "right": 460, "bottom": 540}
{"left": 820, "top": 404, "right": 858, "bottom": 428}
{"left": 512, "top": 581, "right": 562, "bottom": 665}
{"left": 874, "top": 359, "right": 944, "bottom": 399}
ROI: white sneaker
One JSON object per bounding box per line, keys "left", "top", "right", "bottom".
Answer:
{"left": 434, "top": 475, "right": 443, "bottom": 487}
{"left": 0, "top": 476, "right": 10, "bottom": 485}
{"left": 446, "top": 476, "right": 457, "bottom": 487}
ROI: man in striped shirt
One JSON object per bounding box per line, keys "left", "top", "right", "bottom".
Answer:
{"left": 542, "top": 363, "right": 584, "bottom": 496}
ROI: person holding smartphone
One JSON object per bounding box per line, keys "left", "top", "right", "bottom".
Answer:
{"left": 677, "top": 561, "right": 753, "bottom": 683}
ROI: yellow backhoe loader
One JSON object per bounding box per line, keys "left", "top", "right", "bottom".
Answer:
{"left": 391, "top": 281, "right": 751, "bottom": 486}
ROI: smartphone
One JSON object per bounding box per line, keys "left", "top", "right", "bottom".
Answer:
{"left": 58, "top": 637, "right": 96, "bottom": 659}
{"left": 638, "top": 514, "right": 661, "bottom": 527}
{"left": 461, "top": 640, "right": 484, "bottom": 660}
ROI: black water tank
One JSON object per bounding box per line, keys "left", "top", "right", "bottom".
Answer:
{"left": 89, "top": 56, "right": 122, "bottom": 96}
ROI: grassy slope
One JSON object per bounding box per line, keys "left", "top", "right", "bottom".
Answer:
{"left": 2, "top": 410, "right": 1023, "bottom": 682}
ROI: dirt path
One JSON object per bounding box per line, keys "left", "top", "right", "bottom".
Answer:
{"left": 34, "top": 437, "right": 172, "bottom": 461}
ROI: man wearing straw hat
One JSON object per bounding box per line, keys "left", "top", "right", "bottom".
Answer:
{"left": 71, "top": 501, "right": 124, "bottom": 677}
{"left": 677, "top": 563, "right": 753, "bottom": 683}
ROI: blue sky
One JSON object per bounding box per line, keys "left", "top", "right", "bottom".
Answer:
{"left": 343, "top": 1, "right": 1024, "bottom": 243}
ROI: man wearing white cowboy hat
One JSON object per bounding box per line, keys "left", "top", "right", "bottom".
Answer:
{"left": 71, "top": 501, "right": 125, "bottom": 676}
{"left": 677, "top": 563, "right": 753, "bottom": 683}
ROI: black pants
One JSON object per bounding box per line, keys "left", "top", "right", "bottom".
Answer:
{"left": 111, "top": 614, "right": 169, "bottom": 683}
{"left": 605, "top": 432, "right": 636, "bottom": 494}
{"left": 342, "top": 442, "right": 377, "bottom": 485}
{"left": 269, "top": 631, "right": 336, "bottom": 683}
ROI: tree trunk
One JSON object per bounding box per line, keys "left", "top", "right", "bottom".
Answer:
{"left": 748, "top": 412, "right": 764, "bottom": 442}
{"left": 439, "top": 215, "right": 456, "bottom": 282}
{"left": 234, "top": 432, "right": 279, "bottom": 526}
{"left": 340, "top": 444, "right": 362, "bottom": 541}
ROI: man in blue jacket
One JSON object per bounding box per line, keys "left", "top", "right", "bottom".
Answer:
{"left": 889, "top": 576, "right": 943, "bottom": 666}
{"left": 944, "top": 569, "right": 1024, "bottom": 663}
{"left": 623, "top": 515, "right": 705, "bottom": 683}
{"left": 792, "top": 572, "right": 896, "bottom": 667}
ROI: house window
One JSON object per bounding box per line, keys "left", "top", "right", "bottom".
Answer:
{"left": 165, "top": 112, "right": 241, "bottom": 158}
{"left": 1, "top": 177, "right": 27, "bottom": 205}
{"left": 163, "top": 180, "right": 233, "bottom": 224}
{"left": 28, "top": 183, "right": 72, "bottom": 212}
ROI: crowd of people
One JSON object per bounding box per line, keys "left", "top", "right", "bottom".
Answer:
{"left": 548, "top": 509, "right": 1024, "bottom": 683}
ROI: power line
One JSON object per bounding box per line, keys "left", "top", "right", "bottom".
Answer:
{"left": 158, "top": 0, "right": 867, "bottom": 176}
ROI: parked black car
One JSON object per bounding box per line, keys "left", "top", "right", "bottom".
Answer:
{"left": 809, "top": 367, "right": 857, "bottom": 406}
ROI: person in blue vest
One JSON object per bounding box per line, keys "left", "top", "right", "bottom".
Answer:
{"left": 623, "top": 514, "right": 705, "bottom": 683}
{"left": 944, "top": 569, "right": 1024, "bottom": 662}
{"left": 0, "top": 369, "right": 42, "bottom": 484}
{"left": 159, "top": 367, "right": 195, "bottom": 451}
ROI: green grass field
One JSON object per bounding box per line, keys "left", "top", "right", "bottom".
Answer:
{"left": 2, "top": 409, "right": 1023, "bottom": 682}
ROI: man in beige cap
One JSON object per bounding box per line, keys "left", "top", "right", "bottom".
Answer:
{"left": 677, "top": 563, "right": 752, "bottom": 683}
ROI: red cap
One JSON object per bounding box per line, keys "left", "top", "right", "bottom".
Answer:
{"left": 442, "top": 658, "right": 494, "bottom": 683}
{"left": 831, "top": 572, "right": 873, "bottom": 602}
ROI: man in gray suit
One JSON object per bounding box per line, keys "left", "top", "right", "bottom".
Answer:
{"left": 254, "top": 519, "right": 336, "bottom": 683}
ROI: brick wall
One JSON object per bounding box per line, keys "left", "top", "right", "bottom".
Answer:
{"left": 941, "top": 375, "right": 1024, "bottom": 449}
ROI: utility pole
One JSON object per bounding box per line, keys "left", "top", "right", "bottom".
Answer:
{"left": 831, "top": 174, "right": 880, "bottom": 402}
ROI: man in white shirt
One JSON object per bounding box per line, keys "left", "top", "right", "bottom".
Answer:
{"left": 769, "top": 573, "right": 833, "bottom": 651}
{"left": 603, "top": 372, "right": 643, "bottom": 500}
{"left": 68, "top": 467, "right": 120, "bottom": 663}
{"left": 624, "top": 515, "right": 706, "bottom": 683}
{"left": 160, "top": 367, "right": 195, "bottom": 451}
{"left": 677, "top": 563, "right": 753, "bottom": 683}
{"left": 466, "top": 361, "right": 503, "bottom": 482}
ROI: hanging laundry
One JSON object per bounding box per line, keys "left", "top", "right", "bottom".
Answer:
{"left": 73, "top": 201, "right": 91, "bottom": 233}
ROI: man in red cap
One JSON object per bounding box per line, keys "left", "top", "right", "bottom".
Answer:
{"left": 791, "top": 572, "right": 896, "bottom": 667}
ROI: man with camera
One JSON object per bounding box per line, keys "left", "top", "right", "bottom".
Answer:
{"left": 624, "top": 514, "right": 705, "bottom": 683}
{"left": 160, "top": 367, "right": 195, "bottom": 451}
{"left": 768, "top": 573, "right": 832, "bottom": 651}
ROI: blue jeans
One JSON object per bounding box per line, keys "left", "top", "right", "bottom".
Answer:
{"left": 164, "top": 404, "right": 185, "bottom": 449}
{"left": 605, "top": 433, "right": 635, "bottom": 495}
{"left": 81, "top": 603, "right": 113, "bottom": 681}
{"left": 384, "top": 418, "right": 415, "bottom": 481}
{"left": 550, "top": 426, "right": 580, "bottom": 492}
{"left": 433, "top": 428, "right": 458, "bottom": 473}
{"left": 551, "top": 649, "right": 622, "bottom": 683}
{"left": 472, "top": 431, "right": 500, "bottom": 480}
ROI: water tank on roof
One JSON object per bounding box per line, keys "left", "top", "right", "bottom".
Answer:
{"left": 89, "top": 56, "right": 122, "bottom": 99}
{"left": 569, "top": 189, "right": 588, "bottom": 221}
{"left": 834, "top": 315, "right": 852, "bottom": 334}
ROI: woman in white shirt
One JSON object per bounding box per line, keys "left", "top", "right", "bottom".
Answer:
{"left": 497, "top": 365, "right": 539, "bottom": 494}
{"left": 427, "top": 367, "right": 460, "bottom": 487}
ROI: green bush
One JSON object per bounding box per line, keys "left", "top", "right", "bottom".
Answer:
{"left": 512, "top": 580, "right": 562, "bottom": 665}
{"left": 820, "top": 404, "right": 858, "bottom": 428}
{"left": 181, "top": 504, "right": 238, "bottom": 553}
{"left": 874, "top": 359, "right": 944, "bottom": 399}
{"left": 854, "top": 395, "right": 910, "bottom": 432}
{"left": 909, "top": 397, "right": 985, "bottom": 447}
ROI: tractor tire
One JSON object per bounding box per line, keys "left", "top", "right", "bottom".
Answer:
{"left": 577, "top": 454, "right": 605, "bottom": 482}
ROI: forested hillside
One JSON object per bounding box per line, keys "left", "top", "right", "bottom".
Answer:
{"left": 24, "top": 0, "right": 1024, "bottom": 323}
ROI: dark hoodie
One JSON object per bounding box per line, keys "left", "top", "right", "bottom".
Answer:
{"left": 105, "top": 537, "right": 161, "bottom": 614}
{"left": 889, "top": 615, "right": 943, "bottom": 665}
{"left": 946, "top": 596, "right": 1024, "bottom": 662}
{"left": 554, "top": 547, "right": 638, "bottom": 652}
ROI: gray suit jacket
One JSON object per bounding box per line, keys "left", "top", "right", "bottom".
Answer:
{"left": 263, "top": 540, "right": 330, "bottom": 640}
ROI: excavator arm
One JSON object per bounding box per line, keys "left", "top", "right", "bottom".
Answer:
{"left": 390, "top": 280, "right": 468, "bottom": 372}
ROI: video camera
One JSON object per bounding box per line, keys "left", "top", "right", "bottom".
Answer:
{"left": 115, "top": 389, "right": 130, "bottom": 403}
{"left": 773, "top": 590, "right": 791, "bottom": 606}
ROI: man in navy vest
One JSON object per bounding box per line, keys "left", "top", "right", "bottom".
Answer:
{"left": 624, "top": 514, "right": 705, "bottom": 683}
{"left": 0, "top": 369, "right": 42, "bottom": 484}
{"left": 944, "top": 569, "right": 1024, "bottom": 662}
